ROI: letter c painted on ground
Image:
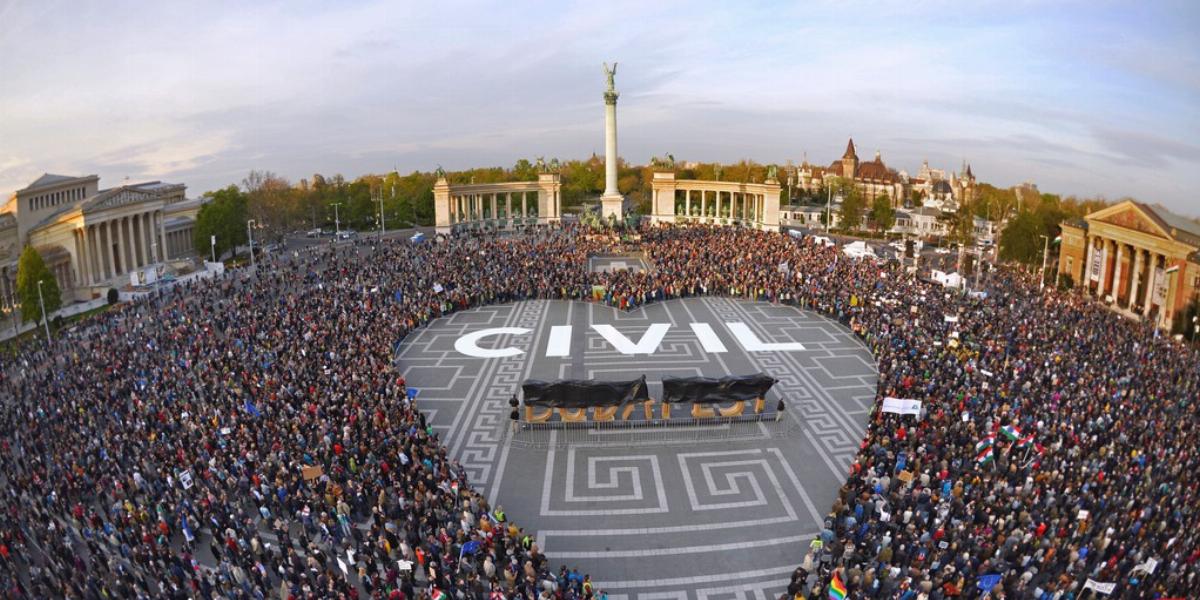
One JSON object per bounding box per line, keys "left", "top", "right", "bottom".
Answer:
{"left": 454, "top": 327, "right": 532, "bottom": 358}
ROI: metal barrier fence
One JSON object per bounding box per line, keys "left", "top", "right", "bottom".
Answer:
{"left": 500, "top": 410, "right": 804, "bottom": 449}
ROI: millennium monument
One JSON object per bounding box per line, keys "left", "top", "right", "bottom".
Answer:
{"left": 600, "top": 62, "right": 625, "bottom": 220}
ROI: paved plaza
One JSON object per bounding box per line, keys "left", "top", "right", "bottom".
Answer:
{"left": 588, "top": 254, "right": 651, "bottom": 273}
{"left": 395, "top": 298, "right": 877, "bottom": 598}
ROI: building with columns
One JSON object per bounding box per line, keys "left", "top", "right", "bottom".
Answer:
{"left": 1058, "top": 200, "right": 1200, "bottom": 330}
{"left": 0, "top": 173, "right": 205, "bottom": 306}
{"left": 433, "top": 173, "right": 562, "bottom": 234}
{"left": 649, "top": 171, "right": 781, "bottom": 231}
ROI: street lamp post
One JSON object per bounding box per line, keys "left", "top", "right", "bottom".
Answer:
{"left": 1039, "top": 235, "right": 1050, "bottom": 291}
{"left": 211, "top": 235, "right": 217, "bottom": 263}
{"left": 825, "top": 186, "right": 832, "bottom": 232}
{"left": 36, "top": 279, "right": 50, "bottom": 342}
{"left": 376, "top": 187, "right": 386, "bottom": 237}
{"left": 331, "top": 203, "right": 342, "bottom": 237}
{"left": 247, "top": 219, "right": 256, "bottom": 269}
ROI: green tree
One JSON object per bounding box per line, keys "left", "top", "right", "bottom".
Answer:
{"left": 16, "top": 245, "right": 62, "bottom": 324}
{"left": 194, "top": 185, "right": 248, "bottom": 261}
{"left": 836, "top": 181, "right": 864, "bottom": 230}
{"left": 998, "top": 209, "right": 1043, "bottom": 265}
{"left": 512, "top": 159, "right": 538, "bottom": 181}
{"left": 870, "top": 194, "right": 896, "bottom": 233}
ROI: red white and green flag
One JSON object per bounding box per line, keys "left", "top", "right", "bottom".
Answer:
{"left": 975, "top": 435, "right": 995, "bottom": 464}
{"left": 1000, "top": 425, "right": 1021, "bottom": 441}
{"left": 1016, "top": 432, "right": 1035, "bottom": 448}
{"left": 431, "top": 589, "right": 446, "bottom": 600}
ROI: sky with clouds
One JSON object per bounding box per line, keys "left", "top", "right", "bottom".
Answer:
{"left": 1, "top": 0, "right": 1197, "bottom": 215}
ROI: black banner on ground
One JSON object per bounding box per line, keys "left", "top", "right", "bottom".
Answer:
{"left": 661, "top": 373, "right": 777, "bottom": 404}
{"left": 522, "top": 376, "right": 650, "bottom": 409}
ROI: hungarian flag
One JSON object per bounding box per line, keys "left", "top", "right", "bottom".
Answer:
{"left": 431, "top": 589, "right": 446, "bottom": 600}
{"left": 828, "top": 571, "right": 847, "bottom": 600}
{"left": 1016, "top": 432, "right": 1035, "bottom": 448}
{"left": 1000, "top": 425, "right": 1020, "bottom": 441}
{"left": 975, "top": 434, "right": 995, "bottom": 465}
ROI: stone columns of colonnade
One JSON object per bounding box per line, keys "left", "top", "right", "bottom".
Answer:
{"left": 1129, "top": 247, "right": 1144, "bottom": 312}
{"left": 114, "top": 217, "right": 126, "bottom": 276}
{"left": 89, "top": 225, "right": 100, "bottom": 283}
{"left": 141, "top": 213, "right": 151, "bottom": 265}
{"left": 131, "top": 214, "right": 143, "bottom": 269}
{"left": 1144, "top": 254, "right": 1160, "bottom": 318}
{"left": 1083, "top": 235, "right": 1095, "bottom": 295}
{"left": 1095, "top": 238, "right": 1109, "bottom": 298}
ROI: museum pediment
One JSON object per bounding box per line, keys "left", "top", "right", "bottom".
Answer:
{"left": 1094, "top": 205, "right": 1168, "bottom": 239}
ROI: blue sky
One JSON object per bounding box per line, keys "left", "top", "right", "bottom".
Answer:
{"left": 1, "top": 0, "right": 1197, "bottom": 215}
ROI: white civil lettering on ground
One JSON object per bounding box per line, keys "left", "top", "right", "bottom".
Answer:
{"left": 452, "top": 327, "right": 531, "bottom": 358}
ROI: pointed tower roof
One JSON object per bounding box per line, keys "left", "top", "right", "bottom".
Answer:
{"left": 843, "top": 138, "right": 858, "bottom": 160}
{"left": 966, "top": 163, "right": 974, "bottom": 178}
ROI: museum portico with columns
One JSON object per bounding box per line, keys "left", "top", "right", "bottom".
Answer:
{"left": 1058, "top": 200, "right": 1200, "bottom": 330}
{"left": 0, "top": 173, "right": 206, "bottom": 307}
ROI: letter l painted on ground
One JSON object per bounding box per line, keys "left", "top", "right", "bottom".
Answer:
{"left": 726, "top": 322, "right": 805, "bottom": 351}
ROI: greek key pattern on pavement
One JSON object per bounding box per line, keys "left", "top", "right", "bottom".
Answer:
{"left": 396, "top": 298, "right": 877, "bottom": 597}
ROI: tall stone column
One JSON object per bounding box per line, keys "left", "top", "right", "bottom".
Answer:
{"left": 1144, "top": 254, "right": 1159, "bottom": 318}
{"left": 1096, "top": 238, "right": 1110, "bottom": 297}
{"left": 145, "top": 213, "right": 153, "bottom": 263}
{"left": 1082, "top": 235, "right": 1094, "bottom": 294}
{"left": 103, "top": 221, "right": 113, "bottom": 279}
{"left": 600, "top": 62, "right": 624, "bottom": 220}
{"left": 1129, "top": 248, "right": 1144, "bottom": 311}
{"left": 1112, "top": 243, "right": 1125, "bottom": 305}
{"left": 157, "top": 212, "right": 168, "bottom": 262}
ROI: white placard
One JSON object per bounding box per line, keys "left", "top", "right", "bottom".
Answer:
{"left": 398, "top": 559, "right": 413, "bottom": 572}
{"left": 1083, "top": 579, "right": 1116, "bottom": 595}
{"left": 882, "top": 397, "right": 922, "bottom": 416}
{"left": 1077, "top": 509, "right": 1089, "bottom": 520}
{"left": 944, "top": 314, "right": 959, "bottom": 323}
{"left": 178, "top": 470, "right": 193, "bottom": 490}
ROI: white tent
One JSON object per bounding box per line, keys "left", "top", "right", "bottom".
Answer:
{"left": 842, "top": 240, "right": 877, "bottom": 260}
{"left": 931, "top": 270, "right": 964, "bottom": 289}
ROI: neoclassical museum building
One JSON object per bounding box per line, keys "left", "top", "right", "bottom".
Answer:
{"left": 0, "top": 173, "right": 205, "bottom": 306}
{"left": 1058, "top": 200, "right": 1200, "bottom": 330}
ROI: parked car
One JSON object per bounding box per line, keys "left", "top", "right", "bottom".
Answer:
{"left": 305, "top": 228, "right": 323, "bottom": 238}
{"left": 337, "top": 230, "right": 357, "bottom": 240}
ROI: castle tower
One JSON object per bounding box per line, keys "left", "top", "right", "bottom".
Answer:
{"left": 841, "top": 137, "right": 859, "bottom": 179}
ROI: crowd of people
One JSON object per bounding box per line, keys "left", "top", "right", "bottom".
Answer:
{"left": 0, "top": 222, "right": 1195, "bottom": 599}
